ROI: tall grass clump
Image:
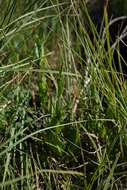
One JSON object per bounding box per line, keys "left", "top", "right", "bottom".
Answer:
{"left": 0, "top": 0, "right": 127, "bottom": 189}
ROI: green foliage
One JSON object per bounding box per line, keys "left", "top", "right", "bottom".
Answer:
{"left": 1, "top": 0, "right": 127, "bottom": 189}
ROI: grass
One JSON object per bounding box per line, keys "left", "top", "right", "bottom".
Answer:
{"left": 1, "top": 0, "right": 127, "bottom": 189}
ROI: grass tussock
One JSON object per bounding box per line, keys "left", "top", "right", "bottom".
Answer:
{"left": 1, "top": 0, "right": 127, "bottom": 189}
